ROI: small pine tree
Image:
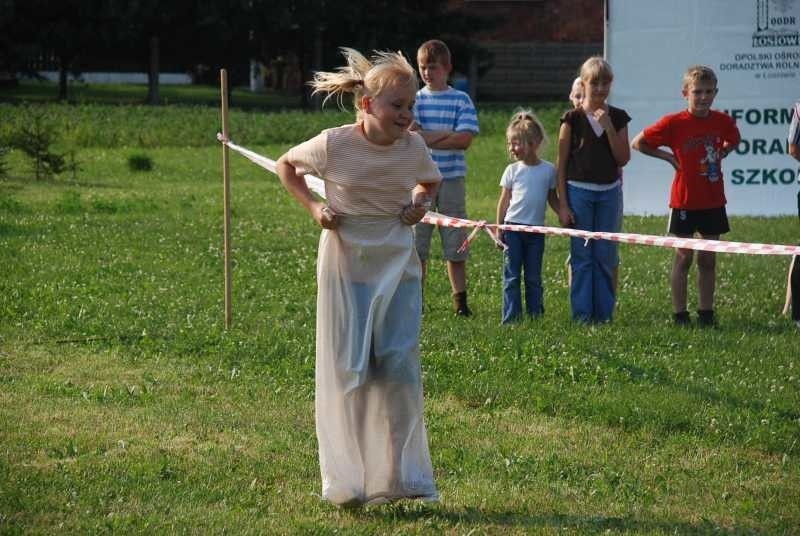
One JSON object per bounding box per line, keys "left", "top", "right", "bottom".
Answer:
{"left": 61, "top": 117, "right": 82, "bottom": 182}
{"left": 64, "top": 149, "right": 82, "bottom": 181}
{"left": 0, "top": 146, "right": 9, "bottom": 179}
{"left": 15, "top": 112, "right": 65, "bottom": 180}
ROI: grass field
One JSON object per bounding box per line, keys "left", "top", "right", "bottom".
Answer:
{"left": 1, "top": 85, "right": 799, "bottom": 534}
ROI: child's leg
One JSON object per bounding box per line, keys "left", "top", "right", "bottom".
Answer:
{"left": 415, "top": 225, "right": 433, "bottom": 286}
{"left": 591, "top": 185, "right": 620, "bottom": 321}
{"left": 783, "top": 256, "right": 794, "bottom": 316}
{"left": 791, "top": 255, "right": 800, "bottom": 322}
{"left": 566, "top": 254, "right": 572, "bottom": 288}
{"left": 568, "top": 184, "right": 595, "bottom": 322}
{"left": 694, "top": 208, "right": 729, "bottom": 325}
{"left": 612, "top": 182, "right": 623, "bottom": 294}
{"left": 502, "top": 231, "right": 524, "bottom": 323}
{"left": 447, "top": 260, "right": 467, "bottom": 294}
{"left": 671, "top": 247, "right": 693, "bottom": 313}
{"left": 795, "top": 193, "right": 800, "bottom": 323}
{"left": 612, "top": 267, "right": 619, "bottom": 294}
{"left": 438, "top": 179, "right": 470, "bottom": 314}
{"left": 372, "top": 277, "right": 436, "bottom": 499}
{"left": 522, "top": 233, "right": 545, "bottom": 317}
{"left": 696, "top": 246, "right": 718, "bottom": 312}
{"left": 695, "top": 231, "right": 721, "bottom": 326}
{"left": 414, "top": 187, "right": 438, "bottom": 288}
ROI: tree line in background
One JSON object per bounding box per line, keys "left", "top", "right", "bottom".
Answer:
{"left": 0, "top": 0, "right": 494, "bottom": 105}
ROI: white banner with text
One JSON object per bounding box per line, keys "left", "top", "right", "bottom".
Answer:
{"left": 607, "top": 0, "right": 799, "bottom": 216}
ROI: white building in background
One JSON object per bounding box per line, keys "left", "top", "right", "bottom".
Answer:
{"left": 30, "top": 71, "right": 192, "bottom": 85}
{"left": 607, "top": 0, "right": 799, "bottom": 216}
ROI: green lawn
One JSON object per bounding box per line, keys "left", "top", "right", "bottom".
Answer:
{"left": 0, "top": 96, "right": 798, "bottom": 534}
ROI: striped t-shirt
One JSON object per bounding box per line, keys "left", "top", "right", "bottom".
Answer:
{"left": 286, "top": 124, "right": 441, "bottom": 216}
{"left": 413, "top": 86, "right": 479, "bottom": 180}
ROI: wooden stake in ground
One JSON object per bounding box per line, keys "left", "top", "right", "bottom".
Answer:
{"left": 220, "top": 69, "right": 232, "bottom": 329}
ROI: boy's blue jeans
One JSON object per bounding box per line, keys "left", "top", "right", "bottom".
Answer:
{"left": 502, "top": 229, "right": 545, "bottom": 323}
{"left": 568, "top": 183, "right": 621, "bottom": 323}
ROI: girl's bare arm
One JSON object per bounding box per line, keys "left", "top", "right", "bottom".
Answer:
{"left": 556, "top": 123, "right": 575, "bottom": 227}
{"left": 276, "top": 155, "right": 338, "bottom": 229}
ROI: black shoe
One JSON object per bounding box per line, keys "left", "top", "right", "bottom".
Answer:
{"left": 673, "top": 311, "right": 691, "bottom": 326}
{"left": 697, "top": 309, "right": 716, "bottom": 328}
{"left": 453, "top": 291, "right": 472, "bottom": 317}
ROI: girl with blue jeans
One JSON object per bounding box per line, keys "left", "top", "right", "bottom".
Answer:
{"left": 557, "top": 57, "right": 631, "bottom": 323}
{"left": 496, "top": 110, "right": 560, "bottom": 323}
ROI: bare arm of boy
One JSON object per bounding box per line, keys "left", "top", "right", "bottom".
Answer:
{"left": 721, "top": 143, "right": 735, "bottom": 158}
{"left": 631, "top": 131, "right": 680, "bottom": 171}
{"left": 276, "top": 154, "right": 338, "bottom": 229}
{"left": 790, "top": 142, "right": 800, "bottom": 161}
{"left": 414, "top": 129, "right": 449, "bottom": 147}
{"left": 790, "top": 108, "right": 800, "bottom": 161}
{"left": 721, "top": 124, "right": 741, "bottom": 158}
{"left": 556, "top": 123, "right": 575, "bottom": 227}
{"left": 422, "top": 130, "right": 474, "bottom": 150}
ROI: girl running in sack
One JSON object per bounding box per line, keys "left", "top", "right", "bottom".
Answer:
{"left": 496, "top": 110, "right": 559, "bottom": 323}
{"left": 275, "top": 48, "right": 441, "bottom": 507}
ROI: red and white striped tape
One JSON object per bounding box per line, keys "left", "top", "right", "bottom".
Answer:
{"left": 221, "top": 137, "right": 800, "bottom": 257}
{"left": 422, "top": 213, "right": 800, "bottom": 256}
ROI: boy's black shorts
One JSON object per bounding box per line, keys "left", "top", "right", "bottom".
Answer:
{"left": 667, "top": 206, "right": 730, "bottom": 237}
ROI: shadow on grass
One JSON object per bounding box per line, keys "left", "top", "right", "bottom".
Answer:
{"left": 598, "top": 339, "right": 800, "bottom": 422}
{"left": 355, "top": 505, "right": 756, "bottom": 534}
{"left": 0, "top": 175, "right": 121, "bottom": 190}
{"left": 0, "top": 221, "right": 41, "bottom": 239}
{"left": 0, "top": 82, "right": 304, "bottom": 111}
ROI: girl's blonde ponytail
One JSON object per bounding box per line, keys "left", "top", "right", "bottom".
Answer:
{"left": 310, "top": 47, "right": 418, "bottom": 115}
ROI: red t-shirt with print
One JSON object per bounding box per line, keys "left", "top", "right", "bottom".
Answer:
{"left": 642, "top": 110, "right": 741, "bottom": 210}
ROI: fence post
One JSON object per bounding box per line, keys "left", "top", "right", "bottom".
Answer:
{"left": 220, "top": 69, "right": 232, "bottom": 329}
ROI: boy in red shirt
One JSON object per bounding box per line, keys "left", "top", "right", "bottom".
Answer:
{"left": 631, "top": 65, "right": 740, "bottom": 327}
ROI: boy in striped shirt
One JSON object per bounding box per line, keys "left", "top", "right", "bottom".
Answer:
{"left": 411, "top": 39, "right": 480, "bottom": 316}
